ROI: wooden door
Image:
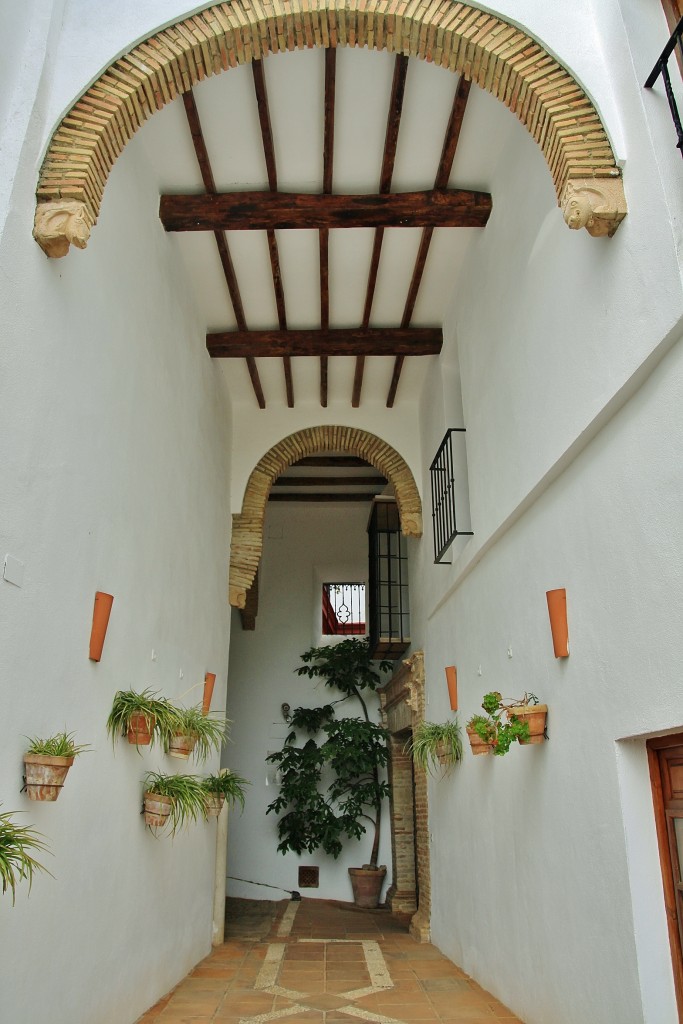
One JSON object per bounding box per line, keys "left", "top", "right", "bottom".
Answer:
{"left": 648, "top": 735, "right": 683, "bottom": 1020}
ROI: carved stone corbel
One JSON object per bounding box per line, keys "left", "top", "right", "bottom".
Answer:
{"left": 33, "top": 200, "right": 93, "bottom": 258}
{"left": 560, "top": 177, "right": 627, "bottom": 238}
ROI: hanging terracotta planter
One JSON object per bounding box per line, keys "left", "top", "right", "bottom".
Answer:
{"left": 89, "top": 591, "right": 114, "bottom": 661}
{"left": 546, "top": 588, "right": 569, "bottom": 657}
{"left": 167, "top": 733, "right": 197, "bottom": 759}
{"left": 348, "top": 866, "right": 386, "bottom": 909}
{"left": 127, "top": 713, "right": 156, "bottom": 746}
{"left": 24, "top": 754, "right": 74, "bottom": 801}
{"left": 143, "top": 791, "right": 173, "bottom": 827}
{"left": 445, "top": 666, "right": 458, "bottom": 710}
{"left": 204, "top": 794, "right": 224, "bottom": 818}
{"left": 507, "top": 704, "right": 548, "bottom": 745}
{"left": 466, "top": 727, "right": 492, "bottom": 756}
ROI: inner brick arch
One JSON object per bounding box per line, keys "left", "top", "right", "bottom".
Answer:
{"left": 34, "top": 1, "right": 627, "bottom": 257}
{"left": 229, "top": 425, "right": 422, "bottom": 608}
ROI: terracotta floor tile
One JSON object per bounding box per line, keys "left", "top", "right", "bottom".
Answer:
{"left": 374, "top": 1003, "right": 439, "bottom": 1020}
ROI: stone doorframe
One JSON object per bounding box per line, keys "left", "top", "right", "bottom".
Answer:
{"left": 379, "top": 649, "right": 431, "bottom": 943}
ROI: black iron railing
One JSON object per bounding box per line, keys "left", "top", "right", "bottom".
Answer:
{"left": 645, "top": 13, "right": 683, "bottom": 156}
{"left": 429, "top": 428, "right": 473, "bottom": 564}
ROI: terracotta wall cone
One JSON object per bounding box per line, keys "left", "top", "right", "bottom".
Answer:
{"left": 202, "top": 673, "right": 216, "bottom": 716}
{"left": 24, "top": 754, "right": 74, "bottom": 801}
{"left": 127, "top": 713, "right": 155, "bottom": 745}
{"left": 445, "top": 666, "right": 458, "bottom": 710}
{"left": 348, "top": 866, "right": 386, "bottom": 908}
{"left": 89, "top": 591, "right": 114, "bottom": 661}
{"left": 144, "top": 792, "right": 172, "bottom": 827}
{"left": 546, "top": 588, "right": 569, "bottom": 657}
{"left": 168, "top": 734, "right": 196, "bottom": 759}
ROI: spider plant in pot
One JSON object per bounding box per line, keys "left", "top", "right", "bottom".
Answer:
{"left": 409, "top": 718, "right": 463, "bottom": 775}
{"left": 23, "top": 732, "right": 90, "bottom": 801}
{"left": 201, "top": 770, "right": 250, "bottom": 818}
{"left": 142, "top": 772, "right": 207, "bottom": 833}
{"left": 166, "top": 705, "right": 230, "bottom": 761}
{"left": 106, "top": 688, "right": 178, "bottom": 749}
{"left": 266, "top": 638, "right": 392, "bottom": 909}
{"left": 0, "top": 807, "right": 52, "bottom": 903}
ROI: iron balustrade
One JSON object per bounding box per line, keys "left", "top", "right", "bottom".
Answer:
{"left": 645, "top": 13, "right": 683, "bottom": 156}
{"left": 429, "top": 428, "right": 473, "bottom": 564}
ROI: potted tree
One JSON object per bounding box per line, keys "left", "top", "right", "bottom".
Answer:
{"left": 0, "top": 807, "right": 51, "bottom": 903}
{"left": 409, "top": 719, "right": 463, "bottom": 774}
{"left": 142, "top": 772, "right": 207, "bottom": 833}
{"left": 23, "top": 732, "right": 89, "bottom": 801}
{"left": 166, "top": 706, "right": 229, "bottom": 760}
{"left": 201, "top": 770, "right": 250, "bottom": 818}
{"left": 106, "top": 688, "right": 179, "bottom": 749}
{"left": 267, "top": 638, "right": 392, "bottom": 908}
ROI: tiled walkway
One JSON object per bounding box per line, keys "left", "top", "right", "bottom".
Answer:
{"left": 137, "top": 898, "right": 522, "bottom": 1024}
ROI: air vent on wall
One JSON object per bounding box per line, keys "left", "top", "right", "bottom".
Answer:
{"left": 298, "top": 866, "right": 320, "bottom": 888}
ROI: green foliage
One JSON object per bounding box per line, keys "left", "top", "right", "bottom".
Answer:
{"left": 267, "top": 638, "right": 391, "bottom": 867}
{"left": 468, "top": 693, "right": 535, "bottom": 755}
{"left": 0, "top": 808, "right": 51, "bottom": 904}
{"left": 105, "top": 689, "right": 179, "bottom": 749}
{"left": 169, "top": 706, "right": 230, "bottom": 761}
{"left": 409, "top": 719, "right": 463, "bottom": 774}
{"left": 24, "top": 731, "right": 89, "bottom": 757}
{"left": 143, "top": 772, "right": 207, "bottom": 833}
{"left": 201, "top": 771, "right": 250, "bottom": 811}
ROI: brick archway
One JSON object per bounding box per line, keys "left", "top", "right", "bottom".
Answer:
{"left": 35, "top": 2, "right": 626, "bottom": 257}
{"left": 229, "top": 425, "right": 421, "bottom": 608}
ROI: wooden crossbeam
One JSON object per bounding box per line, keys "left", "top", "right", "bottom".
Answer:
{"left": 273, "top": 475, "right": 387, "bottom": 487}
{"left": 294, "top": 457, "right": 370, "bottom": 467}
{"left": 159, "top": 189, "right": 491, "bottom": 231}
{"left": 320, "top": 47, "right": 336, "bottom": 408}
{"left": 252, "top": 60, "right": 293, "bottom": 408}
{"left": 387, "top": 76, "right": 472, "bottom": 408}
{"left": 355, "top": 55, "right": 408, "bottom": 407}
{"left": 182, "top": 91, "right": 265, "bottom": 410}
{"left": 268, "top": 493, "right": 377, "bottom": 502}
{"left": 206, "top": 327, "right": 442, "bottom": 357}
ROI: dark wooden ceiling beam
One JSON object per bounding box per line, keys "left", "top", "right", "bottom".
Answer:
{"left": 320, "top": 47, "right": 336, "bottom": 408}
{"left": 182, "top": 90, "right": 265, "bottom": 410}
{"left": 252, "top": 60, "right": 293, "bottom": 408}
{"left": 387, "top": 76, "right": 473, "bottom": 408}
{"left": 293, "top": 456, "right": 371, "bottom": 467}
{"left": 354, "top": 54, "right": 409, "bottom": 407}
{"left": 273, "top": 475, "right": 387, "bottom": 487}
{"left": 207, "top": 327, "right": 442, "bottom": 357}
{"left": 159, "top": 188, "right": 491, "bottom": 231}
{"left": 269, "top": 493, "right": 377, "bottom": 502}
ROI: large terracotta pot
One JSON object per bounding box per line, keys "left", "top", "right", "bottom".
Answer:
{"left": 508, "top": 705, "right": 548, "bottom": 745}
{"left": 348, "top": 866, "right": 386, "bottom": 909}
{"left": 143, "top": 792, "right": 172, "bottom": 827}
{"left": 168, "top": 733, "right": 197, "bottom": 759}
{"left": 127, "top": 713, "right": 156, "bottom": 746}
{"left": 24, "top": 754, "right": 74, "bottom": 801}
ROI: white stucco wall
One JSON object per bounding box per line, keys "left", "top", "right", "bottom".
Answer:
{"left": 0, "top": 12, "right": 234, "bottom": 1023}
{"left": 225, "top": 501, "right": 392, "bottom": 903}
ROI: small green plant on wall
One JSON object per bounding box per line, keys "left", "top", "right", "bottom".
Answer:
{"left": 0, "top": 808, "right": 51, "bottom": 903}
{"left": 106, "top": 689, "right": 179, "bottom": 749}
{"left": 167, "top": 706, "right": 230, "bottom": 760}
{"left": 466, "top": 691, "right": 547, "bottom": 756}
{"left": 201, "top": 771, "right": 250, "bottom": 817}
{"left": 142, "top": 772, "right": 208, "bottom": 833}
{"left": 409, "top": 719, "right": 463, "bottom": 775}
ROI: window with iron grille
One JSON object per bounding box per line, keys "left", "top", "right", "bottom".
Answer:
{"left": 368, "top": 497, "right": 411, "bottom": 660}
{"left": 429, "top": 428, "right": 473, "bottom": 564}
{"left": 322, "top": 583, "right": 366, "bottom": 635}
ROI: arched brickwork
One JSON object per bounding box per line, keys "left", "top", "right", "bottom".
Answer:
{"left": 229, "top": 425, "right": 421, "bottom": 608}
{"left": 34, "top": 2, "right": 626, "bottom": 256}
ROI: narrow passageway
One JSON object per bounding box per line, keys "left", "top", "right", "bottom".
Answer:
{"left": 136, "top": 898, "right": 523, "bottom": 1023}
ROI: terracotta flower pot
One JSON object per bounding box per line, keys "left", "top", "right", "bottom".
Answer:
{"left": 168, "top": 733, "right": 197, "bottom": 759}
{"left": 508, "top": 705, "right": 548, "bottom": 745}
{"left": 127, "top": 713, "right": 156, "bottom": 746}
{"left": 24, "top": 754, "right": 75, "bottom": 801}
{"left": 348, "top": 866, "right": 387, "bottom": 909}
{"left": 204, "top": 793, "right": 225, "bottom": 818}
{"left": 144, "top": 792, "right": 172, "bottom": 827}
{"left": 466, "top": 727, "right": 492, "bottom": 756}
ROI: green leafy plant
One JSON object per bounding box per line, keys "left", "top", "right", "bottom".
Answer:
{"left": 267, "top": 638, "right": 391, "bottom": 868}
{"left": 106, "top": 689, "right": 179, "bottom": 749}
{"left": 24, "top": 732, "right": 90, "bottom": 757}
{"left": 409, "top": 719, "right": 463, "bottom": 774}
{"left": 201, "top": 771, "right": 250, "bottom": 811}
{"left": 0, "top": 808, "right": 52, "bottom": 903}
{"left": 168, "top": 706, "right": 230, "bottom": 761}
{"left": 143, "top": 772, "right": 207, "bottom": 833}
{"left": 468, "top": 692, "right": 538, "bottom": 755}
